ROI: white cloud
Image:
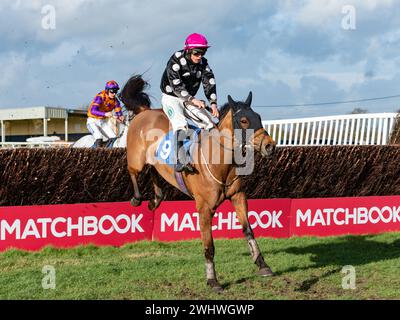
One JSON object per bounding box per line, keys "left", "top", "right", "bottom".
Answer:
{"left": 279, "top": 0, "right": 395, "bottom": 28}
{"left": 40, "top": 41, "right": 81, "bottom": 66}
{"left": 0, "top": 52, "right": 27, "bottom": 89}
{"left": 1, "top": 0, "right": 400, "bottom": 119}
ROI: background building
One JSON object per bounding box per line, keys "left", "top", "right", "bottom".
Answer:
{"left": 0, "top": 106, "right": 88, "bottom": 143}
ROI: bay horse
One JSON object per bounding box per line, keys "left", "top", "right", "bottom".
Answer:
{"left": 120, "top": 75, "right": 277, "bottom": 292}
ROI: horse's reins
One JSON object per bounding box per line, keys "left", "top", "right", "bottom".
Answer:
{"left": 184, "top": 104, "right": 265, "bottom": 190}
{"left": 116, "top": 119, "right": 129, "bottom": 138}
{"left": 184, "top": 104, "right": 242, "bottom": 152}
{"left": 199, "top": 132, "right": 241, "bottom": 190}
{"left": 187, "top": 107, "right": 241, "bottom": 190}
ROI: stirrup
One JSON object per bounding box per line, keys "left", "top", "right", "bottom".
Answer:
{"left": 105, "top": 138, "right": 117, "bottom": 148}
{"left": 175, "top": 161, "right": 195, "bottom": 173}
{"left": 92, "top": 139, "right": 103, "bottom": 148}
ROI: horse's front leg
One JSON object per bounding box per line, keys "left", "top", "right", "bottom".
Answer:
{"left": 198, "top": 205, "right": 223, "bottom": 293}
{"left": 231, "top": 191, "right": 274, "bottom": 276}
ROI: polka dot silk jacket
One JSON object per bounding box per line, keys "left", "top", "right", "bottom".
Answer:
{"left": 160, "top": 50, "right": 218, "bottom": 106}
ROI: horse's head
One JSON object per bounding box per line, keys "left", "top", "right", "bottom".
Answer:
{"left": 225, "top": 92, "right": 276, "bottom": 158}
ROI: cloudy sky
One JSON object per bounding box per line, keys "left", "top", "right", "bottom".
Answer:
{"left": 1, "top": 0, "right": 400, "bottom": 120}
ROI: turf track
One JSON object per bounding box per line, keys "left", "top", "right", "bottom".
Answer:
{"left": 1, "top": 233, "right": 399, "bottom": 299}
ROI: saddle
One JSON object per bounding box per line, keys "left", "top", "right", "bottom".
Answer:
{"left": 155, "top": 125, "right": 201, "bottom": 167}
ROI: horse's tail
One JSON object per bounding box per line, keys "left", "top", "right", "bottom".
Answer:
{"left": 119, "top": 74, "right": 151, "bottom": 114}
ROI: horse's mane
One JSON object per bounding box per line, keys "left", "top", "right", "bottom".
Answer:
{"left": 119, "top": 74, "right": 152, "bottom": 114}
{"left": 218, "top": 102, "right": 232, "bottom": 122}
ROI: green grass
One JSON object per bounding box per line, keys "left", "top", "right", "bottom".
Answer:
{"left": 1, "top": 233, "right": 400, "bottom": 299}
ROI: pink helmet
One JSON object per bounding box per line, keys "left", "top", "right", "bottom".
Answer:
{"left": 184, "top": 33, "right": 210, "bottom": 50}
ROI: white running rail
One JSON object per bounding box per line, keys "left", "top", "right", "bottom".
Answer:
{"left": 0, "top": 142, "right": 73, "bottom": 149}
{"left": 262, "top": 113, "right": 398, "bottom": 146}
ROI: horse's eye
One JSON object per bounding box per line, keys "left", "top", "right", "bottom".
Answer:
{"left": 240, "top": 117, "right": 250, "bottom": 128}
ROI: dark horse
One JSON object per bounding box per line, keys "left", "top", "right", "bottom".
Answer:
{"left": 120, "top": 75, "right": 276, "bottom": 292}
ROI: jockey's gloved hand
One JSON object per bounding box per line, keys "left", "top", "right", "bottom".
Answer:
{"left": 191, "top": 98, "right": 206, "bottom": 109}
{"left": 211, "top": 103, "right": 219, "bottom": 118}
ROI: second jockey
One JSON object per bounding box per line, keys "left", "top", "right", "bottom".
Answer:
{"left": 160, "top": 33, "right": 219, "bottom": 173}
{"left": 87, "top": 80, "right": 125, "bottom": 148}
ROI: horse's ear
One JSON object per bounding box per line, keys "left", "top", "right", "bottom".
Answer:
{"left": 228, "top": 95, "right": 235, "bottom": 107}
{"left": 245, "top": 91, "right": 252, "bottom": 107}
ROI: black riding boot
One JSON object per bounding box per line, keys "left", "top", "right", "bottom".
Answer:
{"left": 105, "top": 137, "right": 117, "bottom": 148}
{"left": 175, "top": 130, "right": 195, "bottom": 174}
{"left": 92, "top": 138, "right": 103, "bottom": 148}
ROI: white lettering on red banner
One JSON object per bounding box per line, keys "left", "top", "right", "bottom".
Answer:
{"left": 0, "top": 214, "right": 144, "bottom": 241}
{"left": 1, "top": 197, "right": 400, "bottom": 252}
{"left": 160, "top": 210, "right": 283, "bottom": 233}
{"left": 296, "top": 206, "right": 400, "bottom": 227}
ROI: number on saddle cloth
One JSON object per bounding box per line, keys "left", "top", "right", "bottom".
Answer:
{"left": 155, "top": 125, "right": 202, "bottom": 167}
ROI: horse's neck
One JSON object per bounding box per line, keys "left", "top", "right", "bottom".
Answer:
{"left": 199, "top": 109, "right": 235, "bottom": 181}
{"left": 217, "top": 108, "right": 234, "bottom": 153}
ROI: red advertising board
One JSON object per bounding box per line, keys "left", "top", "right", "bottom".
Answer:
{"left": 0, "top": 202, "right": 154, "bottom": 251}
{"left": 152, "top": 199, "right": 292, "bottom": 241}
{"left": 291, "top": 196, "right": 400, "bottom": 237}
{"left": 1, "top": 196, "right": 400, "bottom": 252}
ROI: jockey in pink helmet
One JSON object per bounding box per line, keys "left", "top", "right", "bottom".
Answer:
{"left": 160, "top": 33, "right": 219, "bottom": 173}
{"left": 183, "top": 33, "right": 211, "bottom": 50}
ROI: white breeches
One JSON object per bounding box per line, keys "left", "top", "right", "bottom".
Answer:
{"left": 86, "top": 117, "right": 117, "bottom": 140}
{"left": 161, "top": 93, "right": 217, "bottom": 132}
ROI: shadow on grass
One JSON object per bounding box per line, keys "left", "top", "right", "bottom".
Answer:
{"left": 272, "top": 234, "right": 400, "bottom": 274}
{"left": 249, "top": 234, "right": 400, "bottom": 293}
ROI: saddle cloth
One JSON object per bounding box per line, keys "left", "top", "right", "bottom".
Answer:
{"left": 155, "top": 126, "right": 202, "bottom": 167}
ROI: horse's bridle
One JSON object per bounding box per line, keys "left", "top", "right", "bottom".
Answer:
{"left": 232, "top": 107, "right": 270, "bottom": 157}
{"left": 197, "top": 105, "right": 267, "bottom": 191}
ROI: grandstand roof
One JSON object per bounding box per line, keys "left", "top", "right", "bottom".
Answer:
{"left": 0, "top": 106, "right": 86, "bottom": 121}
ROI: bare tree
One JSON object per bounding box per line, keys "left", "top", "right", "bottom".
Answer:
{"left": 349, "top": 107, "right": 368, "bottom": 114}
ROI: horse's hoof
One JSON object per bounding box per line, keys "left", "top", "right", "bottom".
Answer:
{"left": 258, "top": 267, "right": 275, "bottom": 277}
{"left": 207, "top": 279, "right": 224, "bottom": 293}
{"left": 148, "top": 199, "right": 159, "bottom": 211}
{"left": 148, "top": 200, "right": 155, "bottom": 211}
{"left": 148, "top": 195, "right": 164, "bottom": 212}
{"left": 130, "top": 197, "right": 142, "bottom": 207}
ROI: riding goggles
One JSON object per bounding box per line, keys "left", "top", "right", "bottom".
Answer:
{"left": 191, "top": 48, "right": 207, "bottom": 57}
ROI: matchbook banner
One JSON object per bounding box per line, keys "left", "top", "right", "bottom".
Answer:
{"left": 291, "top": 196, "right": 400, "bottom": 237}
{"left": 152, "top": 199, "right": 291, "bottom": 241}
{"left": 0, "top": 202, "right": 154, "bottom": 251}
{"left": 0, "top": 196, "right": 400, "bottom": 251}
